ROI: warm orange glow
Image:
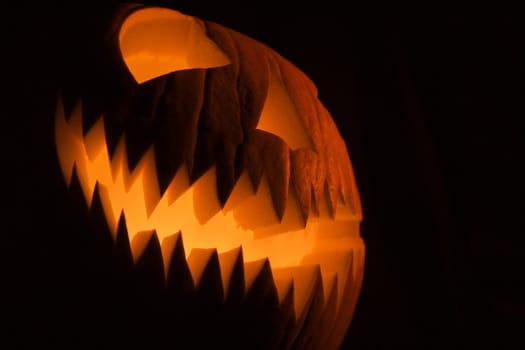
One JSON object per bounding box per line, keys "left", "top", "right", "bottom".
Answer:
{"left": 256, "top": 67, "right": 313, "bottom": 150}
{"left": 53, "top": 7, "right": 365, "bottom": 349}
{"left": 118, "top": 7, "right": 231, "bottom": 83}
{"left": 54, "top": 98, "right": 363, "bottom": 312}
{"left": 54, "top": 9, "right": 365, "bottom": 329}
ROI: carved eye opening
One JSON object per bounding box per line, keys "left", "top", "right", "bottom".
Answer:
{"left": 255, "top": 66, "right": 313, "bottom": 150}
{"left": 118, "top": 7, "right": 231, "bottom": 84}
{"left": 54, "top": 6, "right": 364, "bottom": 349}
{"left": 119, "top": 7, "right": 312, "bottom": 151}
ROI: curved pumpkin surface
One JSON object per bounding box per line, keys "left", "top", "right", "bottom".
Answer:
{"left": 55, "top": 5, "right": 364, "bottom": 350}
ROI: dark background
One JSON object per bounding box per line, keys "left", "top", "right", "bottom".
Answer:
{"left": 7, "top": 2, "right": 523, "bottom": 349}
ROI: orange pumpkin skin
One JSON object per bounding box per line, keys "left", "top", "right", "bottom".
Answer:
{"left": 55, "top": 4, "right": 364, "bottom": 349}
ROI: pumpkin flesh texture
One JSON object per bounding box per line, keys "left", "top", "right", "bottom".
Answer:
{"left": 55, "top": 5, "right": 364, "bottom": 350}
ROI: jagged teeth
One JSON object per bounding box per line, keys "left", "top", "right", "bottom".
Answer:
{"left": 57, "top": 95, "right": 365, "bottom": 349}
{"left": 131, "top": 224, "right": 363, "bottom": 350}
{"left": 66, "top": 162, "right": 364, "bottom": 350}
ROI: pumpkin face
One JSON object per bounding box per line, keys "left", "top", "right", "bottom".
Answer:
{"left": 54, "top": 5, "right": 364, "bottom": 350}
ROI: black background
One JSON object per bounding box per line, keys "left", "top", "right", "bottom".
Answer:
{"left": 7, "top": 2, "right": 523, "bottom": 349}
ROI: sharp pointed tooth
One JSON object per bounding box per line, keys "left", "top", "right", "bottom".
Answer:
{"left": 114, "top": 212, "right": 134, "bottom": 270}
{"left": 166, "top": 165, "right": 191, "bottom": 206}
{"left": 273, "top": 275, "right": 294, "bottom": 305}
{"left": 272, "top": 264, "right": 321, "bottom": 323}
{"left": 217, "top": 246, "right": 243, "bottom": 300}
{"left": 294, "top": 279, "right": 325, "bottom": 350}
{"left": 163, "top": 232, "right": 196, "bottom": 297}
{"left": 308, "top": 272, "right": 339, "bottom": 350}
{"left": 83, "top": 117, "right": 106, "bottom": 162}
{"left": 300, "top": 273, "right": 337, "bottom": 349}
{"left": 243, "top": 258, "right": 269, "bottom": 293}
{"left": 241, "top": 257, "right": 282, "bottom": 338}
{"left": 186, "top": 248, "right": 217, "bottom": 287}
{"left": 130, "top": 229, "right": 157, "bottom": 264}
{"left": 290, "top": 149, "right": 317, "bottom": 223}
{"left": 95, "top": 182, "right": 119, "bottom": 238}
{"left": 272, "top": 277, "right": 296, "bottom": 349}
{"left": 301, "top": 249, "right": 355, "bottom": 309}
{"left": 188, "top": 248, "right": 223, "bottom": 305}
{"left": 89, "top": 183, "right": 119, "bottom": 246}
{"left": 109, "top": 137, "right": 129, "bottom": 190}
{"left": 321, "top": 272, "right": 338, "bottom": 309}
{"left": 272, "top": 264, "right": 323, "bottom": 350}
{"left": 130, "top": 231, "right": 165, "bottom": 315}
{"left": 160, "top": 232, "right": 180, "bottom": 279}
{"left": 131, "top": 230, "right": 165, "bottom": 288}
{"left": 321, "top": 247, "right": 365, "bottom": 350}
{"left": 55, "top": 98, "right": 98, "bottom": 205}
{"left": 222, "top": 171, "right": 254, "bottom": 212}
{"left": 190, "top": 167, "right": 222, "bottom": 225}
{"left": 136, "top": 147, "right": 161, "bottom": 218}
{"left": 67, "top": 165, "right": 88, "bottom": 210}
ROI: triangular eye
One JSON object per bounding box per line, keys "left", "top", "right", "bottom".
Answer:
{"left": 256, "top": 67, "right": 313, "bottom": 150}
{"left": 118, "top": 7, "right": 231, "bottom": 84}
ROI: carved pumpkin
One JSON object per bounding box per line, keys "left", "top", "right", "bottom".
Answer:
{"left": 54, "top": 4, "right": 364, "bottom": 349}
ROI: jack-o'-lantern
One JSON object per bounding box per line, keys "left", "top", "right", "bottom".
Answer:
{"left": 54, "top": 4, "right": 364, "bottom": 350}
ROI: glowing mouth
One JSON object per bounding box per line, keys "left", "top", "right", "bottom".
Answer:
{"left": 55, "top": 96, "right": 363, "bottom": 322}
{"left": 55, "top": 96, "right": 364, "bottom": 334}
{"left": 53, "top": 7, "right": 366, "bottom": 349}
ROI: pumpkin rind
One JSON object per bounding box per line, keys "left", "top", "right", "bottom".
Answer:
{"left": 61, "top": 4, "right": 361, "bottom": 220}
{"left": 55, "top": 4, "right": 364, "bottom": 350}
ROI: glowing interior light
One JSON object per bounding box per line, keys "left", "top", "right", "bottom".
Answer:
{"left": 55, "top": 98, "right": 361, "bottom": 301}
{"left": 54, "top": 7, "right": 366, "bottom": 347}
